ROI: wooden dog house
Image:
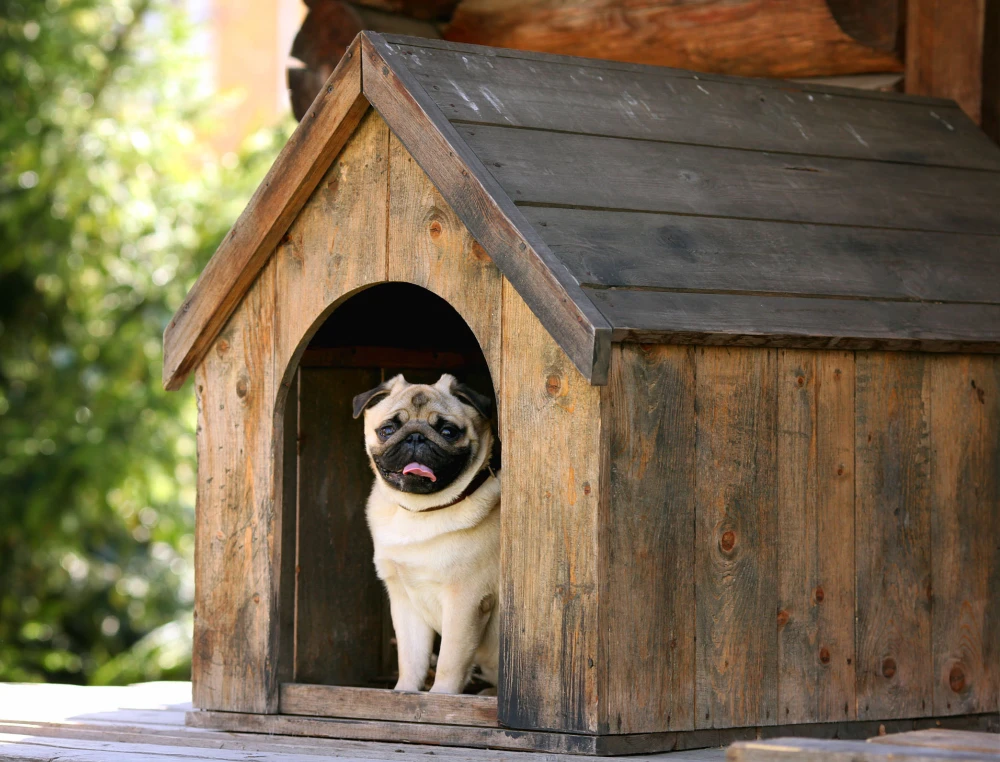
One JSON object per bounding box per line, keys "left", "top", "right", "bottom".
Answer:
{"left": 164, "top": 33, "right": 1000, "bottom": 755}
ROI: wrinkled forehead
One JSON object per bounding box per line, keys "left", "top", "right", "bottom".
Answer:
{"left": 372, "top": 384, "right": 465, "bottom": 423}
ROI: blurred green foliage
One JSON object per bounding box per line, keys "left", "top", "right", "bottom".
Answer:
{"left": 0, "top": 0, "right": 289, "bottom": 683}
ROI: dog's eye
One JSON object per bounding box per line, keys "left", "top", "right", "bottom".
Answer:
{"left": 439, "top": 424, "right": 460, "bottom": 440}
{"left": 377, "top": 423, "right": 397, "bottom": 440}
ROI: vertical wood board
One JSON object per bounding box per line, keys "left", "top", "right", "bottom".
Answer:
{"left": 929, "top": 355, "right": 1000, "bottom": 715}
{"left": 498, "top": 281, "right": 603, "bottom": 733}
{"left": 776, "top": 350, "right": 856, "bottom": 724}
{"left": 294, "top": 367, "right": 385, "bottom": 686}
{"left": 855, "top": 352, "right": 933, "bottom": 720}
{"left": 695, "top": 347, "right": 779, "bottom": 729}
{"left": 192, "top": 258, "right": 278, "bottom": 713}
{"left": 602, "top": 344, "right": 696, "bottom": 733}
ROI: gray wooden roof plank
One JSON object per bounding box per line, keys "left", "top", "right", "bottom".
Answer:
{"left": 394, "top": 43, "right": 999, "bottom": 171}
{"left": 523, "top": 207, "right": 1000, "bottom": 305}
{"left": 457, "top": 124, "right": 1000, "bottom": 235}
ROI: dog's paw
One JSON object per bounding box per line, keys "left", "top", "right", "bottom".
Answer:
{"left": 477, "top": 686, "right": 497, "bottom": 696}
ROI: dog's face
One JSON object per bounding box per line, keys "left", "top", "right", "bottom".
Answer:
{"left": 353, "top": 374, "right": 493, "bottom": 495}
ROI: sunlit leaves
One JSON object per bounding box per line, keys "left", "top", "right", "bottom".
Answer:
{"left": 0, "top": 0, "right": 290, "bottom": 683}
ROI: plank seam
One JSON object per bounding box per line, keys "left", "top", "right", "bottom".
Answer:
{"left": 514, "top": 202, "right": 1000, "bottom": 239}
{"left": 580, "top": 285, "right": 1000, "bottom": 308}
{"left": 448, "top": 119, "right": 1000, "bottom": 174}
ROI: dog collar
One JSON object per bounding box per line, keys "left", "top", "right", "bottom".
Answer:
{"left": 403, "top": 465, "right": 498, "bottom": 514}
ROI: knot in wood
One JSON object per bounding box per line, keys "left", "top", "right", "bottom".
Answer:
{"left": 814, "top": 586, "right": 825, "bottom": 603}
{"left": 720, "top": 530, "right": 736, "bottom": 553}
{"left": 216, "top": 339, "right": 230, "bottom": 356}
{"left": 236, "top": 377, "right": 250, "bottom": 399}
{"left": 949, "top": 664, "right": 966, "bottom": 692}
{"left": 819, "top": 647, "right": 831, "bottom": 665}
{"left": 582, "top": 482, "right": 591, "bottom": 496}
{"left": 881, "top": 657, "right": 897, "bottom": 679}
{"left": 776, "top": 609, "right": 790, "bottom": 628}
{"left": 428, "top": 220, "right": 443, "bottom": 239}
{"left": 545, "top": 374, "right": 562, "bottom": 396}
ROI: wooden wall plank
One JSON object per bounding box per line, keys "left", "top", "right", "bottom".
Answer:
{"left": 277, "top": 369, "right": 299, "bottom": 685}
{"left": 192, "top": 258, "right": 279, "bottom": 713}
{"left": 929, "top": 356, "right": 1000, "bottom": 716}
{"left": 386, "top": 132, "right": 503, "bottom": 394}
{"left": 523, "top": 207, "right": 1000, "bottom": 306}
{"left": 273, "top": 108, "right": 390, "bottom": 378}
{"left": 585, "top": 289, "right": 1000, "bottom": 355}
{"left": 602, "top": 344, "right": 696, "bottom": 733}
{"left": 363, "top": 35, "right": 612, "bottom": 385}
{"left": 695, "top": 347, "right": 778, "bottom": 729}
{"left": 855, "top": 352, "right": 933, "bottom": 720}
{"left": 163, "top": 44, "right": 367, "bottom": 390}
{"left": 906, "top": 0, "right": 987, "bottom": 123}
{"left": 777, "top": 350, "right": 856, "bottom": 724}
{"left": 396, "top": 45, "right": 995, "bottom": 170}
{"left": 279, "top": 684, "right": 498, "bottom": 726}
{"left": 498, "top": 280, "right": 603, "bottom": 733}
{"left": 295, "top": 367, "right": 385, "bottom": 686}
{"left": 460, "top": 126, "right": 1000, "bottom": 236}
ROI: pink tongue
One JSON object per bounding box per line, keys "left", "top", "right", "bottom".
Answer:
{"left": 402, "top": 462, "right": 436, "bottom": 482}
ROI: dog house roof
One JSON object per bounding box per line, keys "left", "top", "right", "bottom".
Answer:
{"left": 163, "top": 32, "right": 1000, "bottom": 390}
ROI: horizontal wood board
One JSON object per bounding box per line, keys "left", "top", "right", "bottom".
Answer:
{"left": 185, "top": 710, "right": 1000, "bottom": 757}
{"left": 586, "top": 290, "right": 1000, "bottom": 352}
{"left": 391, "top": 43, "right": 999, "bottom": 170}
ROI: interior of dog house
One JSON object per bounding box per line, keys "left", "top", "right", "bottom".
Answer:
{"left": 163, "top": 32, "right": 1000, "bottom": 756}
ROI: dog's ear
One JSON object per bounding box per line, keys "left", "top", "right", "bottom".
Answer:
{"left": 353, "top": 382, "right": 392, "bottom": 419}
{"left": 452, "top": 382, "right": 492, "bottom": 420}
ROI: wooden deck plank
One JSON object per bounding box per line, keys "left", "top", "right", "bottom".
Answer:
{"left": 728, "top": 736, "right": 998, "bottom": 762}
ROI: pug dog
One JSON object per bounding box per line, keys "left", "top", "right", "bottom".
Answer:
{"left": 353, "top": 373, "right": 500, "bottom": 694}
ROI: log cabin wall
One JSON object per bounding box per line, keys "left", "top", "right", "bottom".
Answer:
{"left": 599, "top": 344, "right": 1000, "bottom": 735}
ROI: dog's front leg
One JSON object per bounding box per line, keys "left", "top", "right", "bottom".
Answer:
{"left": 385, "top": 578, "right": 434, "bottom": 692}
{"left": 429, "top": 593, "right": 492, "bottom": 694}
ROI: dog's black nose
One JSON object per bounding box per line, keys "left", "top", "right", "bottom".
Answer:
{"left": 405, "top": 432, "right": 425, "bottom": 445}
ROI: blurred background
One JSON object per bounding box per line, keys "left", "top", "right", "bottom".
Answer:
{"left": 1, "top": 0, "right": 996, "bottom": 687}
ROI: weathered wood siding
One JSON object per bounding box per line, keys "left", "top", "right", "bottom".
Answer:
{"left": 192, "top": 109, "right": 505, "bottom": 712}
{"left": 602, "top": 346, "right": 999, "bottom": 734}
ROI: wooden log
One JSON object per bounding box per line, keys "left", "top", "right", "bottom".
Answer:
{"left": 905, "top": 0, "right": 987, "bottom": 123}
{"left": 602, "top": 344, "right": 697, "bottom": 733}
{"left": 984, "top": 0, "right": 1000, "bottom": 143}
{"left": 695, "top": 347, "right": 778, "bottom": 729}
{"left": 855, "top": 352, "right": 933, "bottom": 720}
{"left": 289, "top": 0, "right": 364, "bottom": 121}
{"left": 777, "top": 351, "right": 856, "bottom": 724}
{"left": 444, "top": 0, "right": 903, "bottom": 79}
{"left": 826, "top": 0, "right": 904, "bottom": 52}
{"left": 928, "top": 356, "right": 1000, "bottom": 716}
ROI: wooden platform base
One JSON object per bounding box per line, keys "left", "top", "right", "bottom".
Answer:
{"left": 187, "top": 709, "right": 999, "bottom": 757}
